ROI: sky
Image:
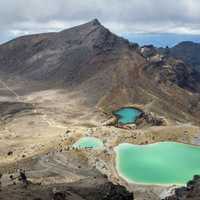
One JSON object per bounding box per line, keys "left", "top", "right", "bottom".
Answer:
{"left": 1, "top": 0, "right": 200, "bottom": 47}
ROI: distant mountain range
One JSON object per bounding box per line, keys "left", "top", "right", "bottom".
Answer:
{"left": 168, "top": 41, "right": 200, "bottom": 71}
{"left": 0, "top": 19, "right": 200, "bottom": 123}
{"left": 125, "top": 33, "right": 200, "bottom": 47}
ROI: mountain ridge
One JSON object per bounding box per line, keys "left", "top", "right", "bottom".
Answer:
{"left": 0, "top": 19, "right": 200, "bottom": 123}
{"left": 169, "top": 41, "right": 200, "bottom": 72}
{"left": 1, "top": 19, "right": 200, "bottom": 200}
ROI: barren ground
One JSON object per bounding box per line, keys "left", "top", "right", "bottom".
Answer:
{"left": 0, "top": 83, "right": 199, "bottom": 200}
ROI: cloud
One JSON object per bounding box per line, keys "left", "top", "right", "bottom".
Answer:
{"left": 0, "top": 0, "right": 200, "bottom": 43}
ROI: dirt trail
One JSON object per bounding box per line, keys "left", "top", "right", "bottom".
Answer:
{"left": 0, "top": 79, "right": 20, "bottom": 100}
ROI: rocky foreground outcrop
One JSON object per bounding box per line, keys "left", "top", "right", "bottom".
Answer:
{"left": 0, "top": 175, "right": 134, "bottom": 200}
{"left": 139, "top": 112, "right": 168, "bottom": 126}
{"left": 164, "top": 175, "right": 200, "bottom": 200}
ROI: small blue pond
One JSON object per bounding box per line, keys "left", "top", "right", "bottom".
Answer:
{"left": 113, "top": 107, "right": 142, "bottom": 125}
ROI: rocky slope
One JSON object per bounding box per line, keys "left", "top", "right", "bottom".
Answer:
{"left": 0, "top": 149, "right": 134, "bottom": 200}
{"left": 0, "top": 19, "right": 134, "bottom": 86}
{"left": 169, "top": 41, "right": 200, "bottom": 71}
{"left": 0, "top": 176, "right": 134, "bottom": 200}
{"left": 0, "top": 20, "right": 200, "bottom": 123}
{"left": 165, "top": 175, "right": 200, "bottom": 200}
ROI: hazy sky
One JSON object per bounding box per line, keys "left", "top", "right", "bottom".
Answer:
{"left": 1, "top": 0, "right": 200, "bottom": 45}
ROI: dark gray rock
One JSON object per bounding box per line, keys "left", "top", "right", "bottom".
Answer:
{"left": 164, "top": 175, "right": 200, "bottom": 200}
{"left": 169, "top": 41, "right": 200, "bottom": 72}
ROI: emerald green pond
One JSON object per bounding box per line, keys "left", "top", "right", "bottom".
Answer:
{"left": 73, "top": 137, "right": 104, "bottom": 149}
{"left": 115, "top": 142, "right": 200, "bottom": 185}
{"left": 113, "top": 107, "right": 142, "bottom": 125}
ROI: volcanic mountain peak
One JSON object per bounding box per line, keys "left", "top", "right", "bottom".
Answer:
{"left": 60, "top": 18, "right": 103, "bottom": 35}
{"left": 1, "top": 20, "right": 200, "bottom": 123}
{"left": 89, "top": 18, "right": 102, "bottom": 26}
{"left": 59, "top": 18, "right": 130, "bottom": 52}
{"left": 0, "top": 19, "right": 135, "bottom": 86}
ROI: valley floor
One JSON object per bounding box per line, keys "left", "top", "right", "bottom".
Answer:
{"left": 0, "top": 85, "right": 199, "bottom": 200}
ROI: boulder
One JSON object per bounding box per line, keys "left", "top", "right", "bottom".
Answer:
{"left": 53, "top": 192, "right": 66, "bottom": 200}
{"left": 142, "top": 112, "right": 168, "bottom": 126}
{"left": 126, "top": 124, "right": 137, "bottom": 130}
{"left": 102, "top": 182, "right": 134, "bottom": 200}
{"left": 140, "top": 45, "right": 157, "bottom": 58}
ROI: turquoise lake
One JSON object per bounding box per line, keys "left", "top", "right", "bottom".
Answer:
{"left": 115, "top": 142, "right": 200, "bottom": 185}
{"left": 73, "top": 137, "right": 104, "bottom": 149}
{"left": 113, "top": 107, "right": 142, "bottom": 124}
